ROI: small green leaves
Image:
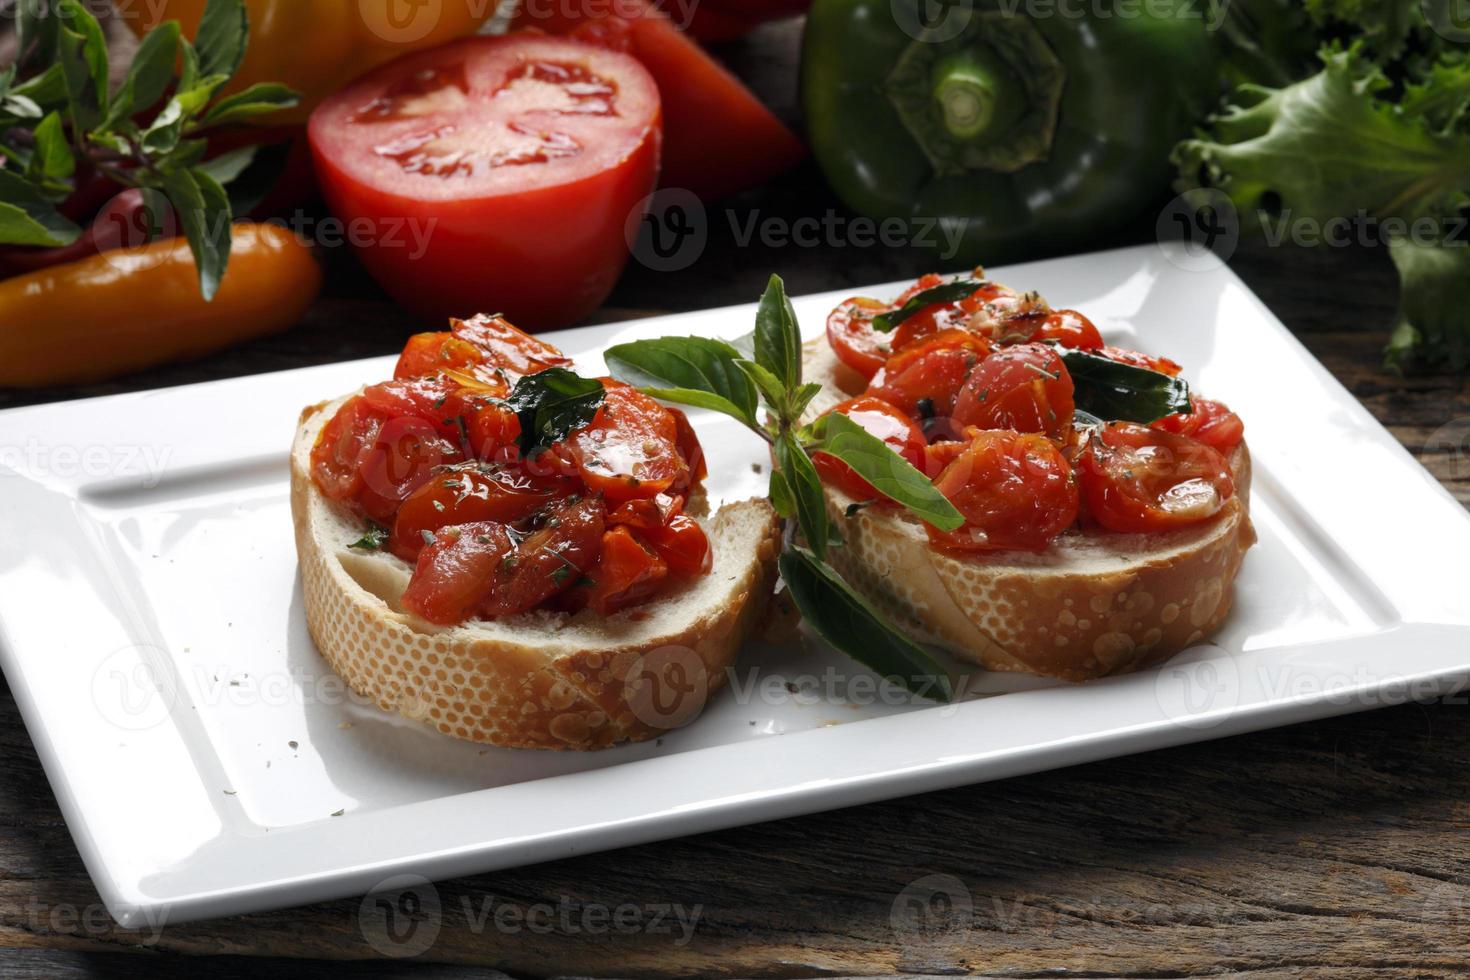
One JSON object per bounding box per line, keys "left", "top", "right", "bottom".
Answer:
{"left": 0, "top": 170, "right": 80, "bottom": 246}
{"left": 195, "top": 0, "right": 251, "bottom": 81}
{"left": 775, "top": 429, "right": 835, "bottom": 560}
{"left": 29, "top": 113, "right": 75, "bottom": 183}
{"left": 1060, "top": 349, "right": 1192, "bottom": 423}
{"left": 779, "top": 547, "right": 952, "bottom": 702}
{"left": 507, "top": 368, "right": 607, "bottom": 457}
{"left": 164, "top": 168, "right": 234, "bottom": 301}
{"left": 102, "top": 20, "right": 183, "bottom": 129}
{"left": 201, "top": 83, "right": 302, "bottom": 127}
{"left": 754, "top": 273, "right": 803, "bottom": 390}
{"left": 872, "top": 279, "right": 981, "bottom": 332}
{"left": 604, "top": 336, "right": 759, "bottom": 427}
{"left": 349, "top": 525, "right": 390, "bottom": 551}
{"left": 804, "top": 413, "right": 963, "bottom": 531}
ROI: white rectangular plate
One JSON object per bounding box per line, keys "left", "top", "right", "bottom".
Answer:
{"left": 3, "top": 244, "right": 1468, "bottom": 928}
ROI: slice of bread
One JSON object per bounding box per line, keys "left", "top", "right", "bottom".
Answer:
{"left": 291, "top": 396, "right": 781, "bottom": 750}
{"left": 803, "top": 338, "right": 1257, "bottom": 682}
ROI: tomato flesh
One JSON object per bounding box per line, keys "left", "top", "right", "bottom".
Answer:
{"left": 928, "top": 429, "right": 1080, "bottom": 553}
{"left": 480, "top": 497, "right": 606, "bottom": 619}
{"left": 1012, "top": 309, "right": 1104, "bottom": 350}
{"left": 401, "top": 522, "right": 513, "bottom": 626}
{"left": 451, "top": 314, "right": 573, "bottom": 377}
{"left": 811, "top": 396, "right": 928, "bottom": 502}
{"left": 1079, "top": 423, "right": 1235, "bottom": 533}
{"left": 1152, "top": 396, "right": 1245, "bottom": 454}
{"left": 311, "top": 396, "right": 386, "bottom": 501}
{"left": 1096, "top": 346, "right": 1183, "bottom": 377}
{"left": 389, "top": 463, "right": 557, "bottom": 563}
{"left": 565, "top": 382, "right": 689, "bottom": 503}
{"left": 584, "top": 525, "right": 670, "bottom": 616}
{"left": 952, "top": 343, "right": 1075, "bottom": 439}
{"left": 866, "top": 329, "right": 991, "bottom": 420}
{"left": 826, "top": 297, "right": 892, "bottom": 380}
{"left": 308, "top": 34, "right": 661, "bottom": 328}
{"left": 357, "top": 416, "right": 465, "bottom": 523}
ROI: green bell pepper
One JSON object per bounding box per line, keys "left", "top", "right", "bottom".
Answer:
{"left": 802, "top": 0, "right": 1220, "bottom": 262}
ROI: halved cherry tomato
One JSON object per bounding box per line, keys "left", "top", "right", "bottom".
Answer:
{"left": 811, "top": 396, "right": 928, "bottom": 501}
{"left": 1096, "top": 346, "right": 1183, "bottom": 377}
{"left": 311, "top": 396, "right": 387, "bottom": 501}
{"left": 565, "top": 382, "right": 688, "bottom": 503}
{"left": 866, "top": 329, "right": 992, "bottom": 419}
{"left": 667, "top": 406, "right": 708, "bottom": 484}
{"left": 394, "top": 332, "right": 490, "bottom": 382}
{"left": 928, "top": 429, "right": 1080, "bottom": 553}
{"left": 826, "top": 296, "right": 893, "bottom": 380}
{"left": 889, "top": 277, "right": 1009, "bottom": 353}
{"left": 952, "top": 344, "right": 1075, "bottom": 439}
{"left": 309, "top": 34, "right": 662, "bottom": 329}
{"left": 1006, "top": 309, "right": 1104, "bottom": 350}
{"left": 402, "top": 522, "right": 513, "bottom": 626}
{"left": 357, "top": 417, "right": 465, "bottom": 523}
{"left": 451, "top": 314, "right": 574, "bottom": 377}
{"left": 610, "top": 497, "right": 713, "bottom": 577}
{"left": 480, "top": 497, "right": 605, "bottom": 619}
{"left": 584, "top": 525, "right": 670, "bottom": 615}
{"left": 1078, "top": 423, "right": 1235, "bottom": 533}
{"left": 389, "top": 463, "right": 558, "bottom": 563}
{"left": 519, "top": 1, "right": 805, "bottom": 201}
{"left": 921, "top": 439, "right": 968, "bottom": 480}
{"left": 362, "top": 376, "right": 458, "bottom": 430}
{"left": 1152, "top": 396, "right": 1245, "bottom": 454}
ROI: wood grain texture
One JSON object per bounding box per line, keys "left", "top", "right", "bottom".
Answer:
{"left": 5, "top": 17, "right": 1470, "bottom": 980}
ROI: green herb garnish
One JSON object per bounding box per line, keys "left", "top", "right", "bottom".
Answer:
{"left": 349, "top": 524, "right": 389, "bottom": 551}
{"left": 506, "top": 367, "right": 607, "bottom": 457}
{"left": 871, "top": 278, "right": 981, "bottom": 332}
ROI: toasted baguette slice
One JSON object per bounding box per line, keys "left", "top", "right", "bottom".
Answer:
{"left": 803, "top": 338, "right": 1256, "bottom": 682}
{"left": 291, "top": 396, "right": 781, "bottom": 750}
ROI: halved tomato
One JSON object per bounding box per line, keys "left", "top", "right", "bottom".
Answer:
{"left": 866, "top": 329, "right": 991, "bottom": 419}
{"left": 951, "top": 343, "right": 1075, "bottom": 439}
{"left": 811, "top": 396, "right": 928, "bottom": 501}
{"left": 311, "top": 395, "right": 386, "bottom": 501}
{"left": 357, "top": 416, "right": 465, "bottom": 522}
{"left": 451, "top": 314, "right": 573, "bottom": 377}
{"left": 480, "top": 497, "right": 606, "bottom": 619}
{"left": 401, "top": 522, "right": 513, "bottom": 625}
{"left": 394, "top": 332, "right": 490, "bottom": 382}
{"left": 1078, "top": 423, "right": 1235, "bottom": 533}
{"left": 826, "top": 296, "right": 892, "bottom": 380}
{"left": 584, "top": 524, "right": 670, "bottom": 615}
{"left": 309, "top": 34, "right": 661, "bottom": 329}
{"left": 927, "top": 429, "right": 1080, "bottom": 553}
{"left": 1152, "top": 396, "right": 1245, "bottom": 454}
{"left": 564, "top": 382, "right": 689, "bottom": 503}
{"left": 388, "top": 463, "right": 558, "bottom": 563}
{"left": 1006, "top": 309, "right": 1104, "bottom": 350}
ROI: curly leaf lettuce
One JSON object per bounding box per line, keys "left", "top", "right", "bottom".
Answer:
{"left": 1175, "top": 46, "right": 1470, "bottom": 370}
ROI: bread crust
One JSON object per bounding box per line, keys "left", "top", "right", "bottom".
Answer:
{"left": 803, "top": 338, "right": 1256, "bottom": 682}
{"left": 292, "top": 398, "right": 781, "bottom": 750}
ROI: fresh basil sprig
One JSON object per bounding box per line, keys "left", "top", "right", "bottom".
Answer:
{"left": 507, "top": 368, "right": 607, "bottom": 457}
{"left": 1060, "top": 349, "right": 1192, "bottom": 423}
{"left": 871, "top": 278, "right": 982, "bottom": 332}
{"left": 0, "top": 0, "right": 301, "bottom": 299}
{"left": 606, "top": 274, "right": 960, "bottom": 701}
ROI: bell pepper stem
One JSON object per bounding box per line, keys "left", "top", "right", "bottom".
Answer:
{"left": 931, "top": 51, "right": 1024, "bottom": 143}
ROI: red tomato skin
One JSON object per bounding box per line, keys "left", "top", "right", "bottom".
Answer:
{"left": 480, "top": 497, "right": 606, "bottom": 619}
{"left": 1078, "top": 423, "right": 1236, "bottom": 533}
{"left": 1152, "top": 396, "right": 1245, "bottom": 453}
{"left": 389, "top": 465, "right": 557, "bottom": 563}
{"left": 952, "top": 343, "right": 1076, "bottom": 439}
{"left": 565, "top": 381, "right": 689, "bottom": 503}
{"left": 811, "top": 396, "right": 928, "bottom": 501}
{"left": 401, "top": 522, "right": 513, "bottom": 626}
{"left": 308, "top": 35, "right": 662, "bottom": 330}
{"left": 1096, "top": 346, "right": 1183, "bottom": 377}
{"left": 866, "top": 329, "right": 991, "bottom": 419}
{"left": 311, "top": 396, "right": 386, "bottom": 501}
{"left": 451, "top": 314, "right": 573, "bottom": 377}
{"left": 927, "top": 429, "right": 1080, "bottom": 553}
{"left": 584, "top": 525, "right": 670, "bottom": 615}
{"left": 826, "top": 296, "right": 892, "bottom": 380}
{"left": 394, "top": 332, "right": 489, "bottom": 381}
{"left": 356, "top": 416, "right": 465, "bottom": 523}
{"left": 1012, "top": 309, "right": 1105, "bottom": 350}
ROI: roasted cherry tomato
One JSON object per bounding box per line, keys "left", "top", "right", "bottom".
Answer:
{"left": 451, "top": 314, "right": 573, "bottom": 377}
{"left": 389, "top": 463, "right": 558, "bottom": 563}
{"left": 1078, "top": 423, "right": 1235, "bottom": 533}
{"left": 611, "top": 496, "right": 713, "bottom": 578}
{"left": 1096, "top": 346, "right": 1183, "bottom": 377}
{"left": 952, "top": 343, "right": 1075, "bottom": 439}
{"left": 357, "top": 416, "right": 465, "bottom": 522}
{"left": 890, "top": 277, "right": 1010, "bottom": 352}
{"left": 1006, "top": 308, "right": 1104, "bottom": 350}
{"left": 394, "top": 332, "right": 492, "bottom": 382}
{"left": 311, "top": 396, "right": 387, "bottom": 501}
{"left": 928, "top": 429, "right": 1080, "bottom": 553}
{"left": 565, "top": 382, "right": 689, "bottom": 503}
{"left": 826, "top": 296, "right": 893, "bottom": 380}
{"left": 866, "top": 329, "right": 992, "bottom": 419}
{"left": 309, "top": 35, "right": 662, "bottom": 329}
{"left": 481, "top": 497, "right": 606, "bottom": 619}
{"left": 921, "top": 439, "right": 968, "bottom": 480}
{"left": 1152, "top": 396, "right": 1245, "bottom": 454}
{"left": 668, "top": 407, "right": 708, "bottom": 484}
{"left": 402, "top": 522, "right": 513, "bottom": 626}
{"left": 584, "top": 525, "right": 670, "bottom": 616}
{"left": 811, "top": 396, "right": 928, "bottom": 501}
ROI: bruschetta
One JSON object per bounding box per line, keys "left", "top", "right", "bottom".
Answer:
{"left": 291, "top": 315, "right": 780, "bottom": 750}
{"left": 804, "top": 272, "right": 1256, "bottom": 681}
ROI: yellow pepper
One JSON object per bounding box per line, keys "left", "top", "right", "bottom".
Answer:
{"left": 126, "top": 0, "right": 496, "bottom": 124}
{"left": 0, "top": 224, "right": 322, "bottom": 387}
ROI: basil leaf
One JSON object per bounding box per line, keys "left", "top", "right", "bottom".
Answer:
{"left": 200, "top": 83, "right": 301, "bottom": 127}
{"left": 775, "top": 430, "right": 835, "bottom": 561}
{"left": 769, "top": 467, "right": 796, "bottom": 520}
{"left": 197, "top": 145, "right": 259, "bottom": 186}
{"left": 754, "top": 273, "right": 802, "bottom": 391}
{"left": 349, "top": 525, "right": 390, "bottom": 551}
{"left": 164, "top": 167, "right": 234, "bottom": 301}
{"left": 56, "top": 3, "right": 110, "bottom": 131}
{"left": 733, "top": 358, "right": 788, "bottom": 416}
{"left": 28, "top": 112, "right": 75, "bottom": 182}
{"left": 101, "top": 20, "right": 181, "bottom": 130}
{"left": 195, "top": 0, "right": 250, "bottom": 81}
{"left": 507, "top": 368, "right": 607, "bottom": 457}
{"left": 1060, "top": 349, "right": 1192, "bottom": 423}
{"left": 16, "top": 0, "right": 60, "bottom": 70}
{"left": 604, "top": 336, "right": 758, "bottom": 427}
{"left": 804, "top": 413, "right": 963, "bottom": 531}
{"left": 872, "top": 279, "right": 981, "bottom": 332}
{"left": 12, "top": 64, "right": 68, "bottom": 110}
{"left": 0, "top": 170, "right": 81, "bottom": 246}
{"left": 779, "top": 547, "right": 953, "bottom": 702}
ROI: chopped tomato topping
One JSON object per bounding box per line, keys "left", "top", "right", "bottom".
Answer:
{"left": 451, "top": 314, "right": 572, "bottom": 377}
{"left": 394, "top": 332, "right": 493, "bottom": 382}
{"left": 565, "top": 381, "right": 689, "bottom": 503}
{"left": 389, "top": 463, "right": 558, "bottom": 563}
{"left": 1152, "top": 396, "right": 1245, "bottom": 454}
{"left": 311, "top": 396, "right": 386, "bottom": 501}
{"left": 1078, "top": 423, "right": 1235, "bottom": 533}
{"left": 479, "top": 497, "right": 606, "bottom": 619}
{"left": 584, "top": 524, "right": 670, "bottom": 615}
{"left": 1096, "top": 346, "right": 1183, "bottom": 377}
{"left": 401, "top": 522, "right": 514, "bottom": 626}
{"left": 890, "top": 278, "right": 1009, "bottom": 352}
{"left": 952, "top": 343, "right": 1075, "bottom": 440}
{"left": 357, "top": 416, "right": 466, "bottom": 523}
{"left": 826, "top": 296, "right": 892, "bottom": 380}
{"left": 866, "top": 328, "right": 992, "bottom": 422}
{"left": 811, "top": 396, "right": 928, "bottom": 501}
{"left": 927, "top": 429, "right": 1079, "bottom": 553}
{"left": 1007, "top": 309, "right": 1104, "bottom": 350}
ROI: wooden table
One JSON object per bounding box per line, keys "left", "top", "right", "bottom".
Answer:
{"left": 4, "top": 21, "right": 1470, "bottom": 979}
